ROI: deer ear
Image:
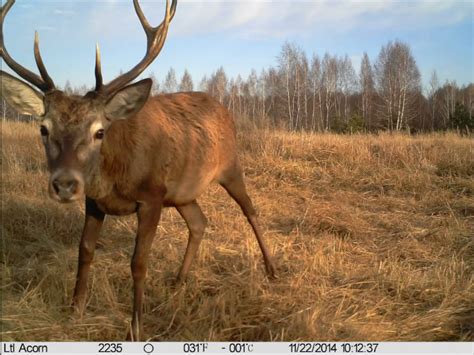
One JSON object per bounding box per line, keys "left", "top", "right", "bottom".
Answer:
{"left": 1, "top": 71, "right": 45, "bottom": 116}
{"left": 104, "top": 78, "right": 152, "bottom": 121}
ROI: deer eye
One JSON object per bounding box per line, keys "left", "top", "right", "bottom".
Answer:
{"left": 40, "top": 125, "right": 49, "bottom": 137}
{"left": 95, "top": 129, "right": 104, "bottom": 140}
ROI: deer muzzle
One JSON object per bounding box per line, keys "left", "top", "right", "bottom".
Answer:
{"left": 49, "top": 169, "right": 84, "bottom": 203}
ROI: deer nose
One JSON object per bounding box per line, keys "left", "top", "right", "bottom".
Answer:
{"left": 49, "top": 169, "right": 84, "bottom": 202}
{"left": 52, "top": 177, "right": 78, "bottom": 194}
{"left": 49, "top": 169, "right": 84, "bottom": 203}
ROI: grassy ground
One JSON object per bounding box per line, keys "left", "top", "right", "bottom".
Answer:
{"left": 1, "top": 120, "right": 473, "bottom": 341}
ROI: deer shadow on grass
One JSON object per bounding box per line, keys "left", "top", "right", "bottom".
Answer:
{"left": 2, "top": 197, "right": 133, "bottom": 319}
{"left": 3, "top": 195, "right": 279, "bottom": 341}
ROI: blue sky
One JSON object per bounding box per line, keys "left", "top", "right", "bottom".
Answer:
{"left": 2, "top": 0, "right": 473, "bottom": 93}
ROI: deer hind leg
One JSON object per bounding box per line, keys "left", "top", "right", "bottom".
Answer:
{"left": 176, "top": 200, "right": 207, "bottom": 283}
{"left": 220, "top": 162, "right": 277, "bottom": 279}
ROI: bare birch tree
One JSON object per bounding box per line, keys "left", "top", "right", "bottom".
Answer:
{"left": 309, "top": 54, "right": 323, "bottom": 131}
{"left": 322, "top": 53, "right": 338, "bottom": 130}
{"left": 277, "top": 42, "right": 306, "bottom": 130}
{"left": 374, "top": 41, "right": 421, "bottom": 131}
{"left": 213, "top": 67, "right": 228, "bottom": 104}
{"left": 340, "top": 54, "right": 357, "bottom": 123}
{"left": 427, "top": 70, "right": 439, "bottom": 130}
{"left": 163, "top": 67, "right": 178, "bottom": 93}
{"left": 440, "top": 80, "right": 457, "bottom": 128}
{"left": 360, "top": 52, "right": 374, "bottom": 130}
{"left": 179, "top": 69, "right": 194, "bottom": 92}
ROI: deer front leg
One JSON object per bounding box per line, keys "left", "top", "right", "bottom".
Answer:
{"left": 72, "top": 198, "right": 105, "bottom": 315}
{"left": 129, "top": 199, "right": 163, "bottom": 341}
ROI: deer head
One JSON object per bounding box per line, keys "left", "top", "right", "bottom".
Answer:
{"left": 0, "top": 0, "right": 177, "bottom": 203}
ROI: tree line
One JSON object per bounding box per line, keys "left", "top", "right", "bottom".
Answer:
{"left": 2, "top": 40, "right": 472, "bottom": 133}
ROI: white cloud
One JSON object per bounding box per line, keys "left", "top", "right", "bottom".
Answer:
{"left": 84, "top": 0, "right": 472, "bottom": 40}
{"left": 53, "top": 9, "right": 75, "bottom": 15}
{"left": 36, "top": 25, "right": 56, "bottom": 32}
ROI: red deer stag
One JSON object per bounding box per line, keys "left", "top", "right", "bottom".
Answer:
{"left": 1, "top": 0, "right": 276, "bottom": 340}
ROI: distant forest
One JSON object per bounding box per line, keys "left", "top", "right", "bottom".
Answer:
{"left": 2, "top": 40, "right": 473, "bottom": 134}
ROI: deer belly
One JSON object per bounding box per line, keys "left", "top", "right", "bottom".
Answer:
{"left": 164, "top": 173, "right": 216, "bottom": 206}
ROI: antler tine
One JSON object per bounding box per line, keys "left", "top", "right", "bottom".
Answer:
{"left": 1, "top": 0, "right": 55, "bottom": 92}
{"left": 156, "top": 0, "right": 177, "bottom": 32}
{"left": 99, "top": 0, "right": 177, "bottom": 97}
{"left": 95, "top": 43, "right": 103, "bottom": 91}
{"left": 133, "top": 0, "right": 177, "bottom": 46}
{"left": 34, "top": 31, "right": 55, "bottom": 90}
{"left": 133, "top": 0, "right": 153, "bottom": 39}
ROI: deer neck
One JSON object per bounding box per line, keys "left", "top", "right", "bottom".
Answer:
{"left": 83, "top": 154, "right": 114, "bottom": 201}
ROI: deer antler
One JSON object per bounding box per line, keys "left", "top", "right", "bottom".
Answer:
{"left": 1, "top": 0, "right": 55, "bottom": 92}
{"left": 95, "top": 0, "right": 178, "bottom": 97}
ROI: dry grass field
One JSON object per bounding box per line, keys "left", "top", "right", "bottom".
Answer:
{"left": 1, "top": 120, "right": 473, "bottom": 341}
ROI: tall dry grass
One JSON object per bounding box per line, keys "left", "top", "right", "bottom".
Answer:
{"left": 1, "top": 120, "right": 473, "bottom": 341}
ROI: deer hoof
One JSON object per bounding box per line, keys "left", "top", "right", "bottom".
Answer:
{"left": 266, "top": 265, "right": 278, "bottom": 280}
{"left": 70, "top": 298, "right": 86, "bottom": 317}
